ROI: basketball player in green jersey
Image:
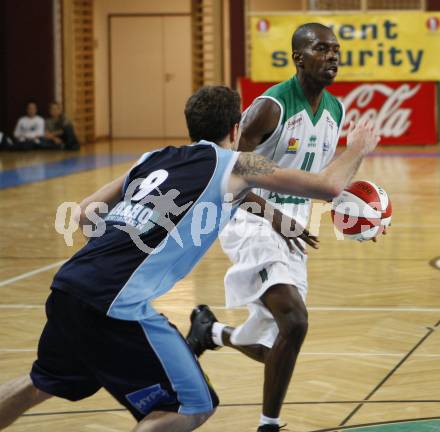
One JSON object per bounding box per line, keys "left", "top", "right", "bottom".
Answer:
{"left": 187, "top": 23, "right": 346, "bottom": 431}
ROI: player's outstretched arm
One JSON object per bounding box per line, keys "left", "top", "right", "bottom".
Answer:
{"left": 230, "top": 120, "right": 380, "bottom": 202}
{"left": 231, "top": 152, "right": 335, "bottom": 201}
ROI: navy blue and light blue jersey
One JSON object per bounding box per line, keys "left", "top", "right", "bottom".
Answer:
{"left": 52, "top": 141, "right": 239, "bottom": 320}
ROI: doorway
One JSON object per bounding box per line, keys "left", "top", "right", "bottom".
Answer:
{"left": 109, "top": 15, "right": 191, "bottom": 138}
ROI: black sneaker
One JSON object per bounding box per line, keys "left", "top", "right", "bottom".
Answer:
{"left": 257, "top": 424, "right": 287, "bottom": 432}
{"left": 186, "top": 305, "right": 218, "bottom": 357}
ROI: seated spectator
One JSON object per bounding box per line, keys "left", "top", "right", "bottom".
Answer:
{"left": 45, "top": 102, "right": 79, "bottom": 150}
{"left": 13, "top": 101, "right": 46, "bottom": 150}
{"left": 0, "top": 131, "right": 14, "bottom": 150}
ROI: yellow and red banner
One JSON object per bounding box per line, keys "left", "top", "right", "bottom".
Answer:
{"left": 239, "top": 78, "right": 438, "bottom": 145}
{"left": 250, "top": 13, "right": 440, "bottom": 82}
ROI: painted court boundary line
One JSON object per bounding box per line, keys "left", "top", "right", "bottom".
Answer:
{"left": 2, "top": 348, "right": 440, "bottom": 357}
{"left": 0, "top": 151, "right": 438, "bottom": 190}
{"left": 311, "top": 416, "right": 440, "bottom": 432}
{"left": 210, "top": 306, "right": 440, "bottom": 312}
{"left": 0, "top": 260, "right": 66, "bottom": 288}
{"left": 19, "top": 408, "right": 440, "bottom": 418}
{"left": 1, "top": 264, "right": 439, "bottom": 313}
{"left": 1, "top": 303, "right": 440, "bottom": 313}
{"left": 206, "top": 351, "right": 440, "bottom": 357}
{"left": 339, "top": 319, "right": 440, "bottom": 426}
{"left": 0, "top": 305, "right": 43, "bottom": 309}
{"left": 0, "top": 154, "right": 139, "bottom": 189}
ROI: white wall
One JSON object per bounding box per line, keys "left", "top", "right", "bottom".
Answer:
{"left": 93, "top": 0, "right": 191, "bottom": 137}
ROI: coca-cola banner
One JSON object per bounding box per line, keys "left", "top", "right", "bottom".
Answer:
{"left": 239, "top": 78, "right": 437, "bottom": 145}
{"left": 250, "top": 13, "right": 440, "bottom": 82}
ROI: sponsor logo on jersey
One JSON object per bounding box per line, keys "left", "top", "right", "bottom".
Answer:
{"left": 286, "top": 116, "right": 303, "bottom": 130}
{"left": 125, "top": 384, "right": 176, "bottom": 415}
{"left": 106, "top": 201, "right": 159, "bottom": 231}
{"left": 268, "top": 191, "right": 310, "bottom": 205}
{"left": 287, "top": 138, "right": 300, "bottom": 154}
{"left": 326, "top": 116, "right": 335, "bottom": 130}
{"left": 323, "top": 141, "right": 330, "bottom": 152}
{"left": 307, "top": 135, "right": 317, "bottom": 148}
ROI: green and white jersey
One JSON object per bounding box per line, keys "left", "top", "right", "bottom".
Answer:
{"left": 244, "top": 75, "right": 345, "bottom": 226}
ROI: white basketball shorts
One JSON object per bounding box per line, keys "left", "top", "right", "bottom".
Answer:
{"left": 219, "top": 209, "right": 308, "bottom": 348}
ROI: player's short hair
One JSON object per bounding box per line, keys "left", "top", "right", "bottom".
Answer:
{"left": 291, "top": 22, "right": 333, "bottom": 52}
{"left": 185, "top": 86, "right": 241, "bottom": 144}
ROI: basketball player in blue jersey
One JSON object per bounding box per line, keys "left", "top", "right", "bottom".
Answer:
{"left": 0, "top": 86, "right": 379, "bottom": 432}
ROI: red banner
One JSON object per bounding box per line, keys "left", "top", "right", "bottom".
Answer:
{"left": 239, "top": 78, "right": 438, "bottom": 145}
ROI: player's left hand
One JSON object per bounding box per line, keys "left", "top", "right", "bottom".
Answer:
{"left": 291, "top": 227, "right": 319, "bottom": 254}
{"left": 273, "top": 217, "right": 319, "bottom": 254}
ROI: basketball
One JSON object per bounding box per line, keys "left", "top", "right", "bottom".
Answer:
{"left": 331, "top": 180, "right": 392, "bottom": 241}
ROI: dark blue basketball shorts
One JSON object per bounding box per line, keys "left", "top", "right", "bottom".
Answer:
{"left": 30, "top": 290, "right": 218, "bottom": 420}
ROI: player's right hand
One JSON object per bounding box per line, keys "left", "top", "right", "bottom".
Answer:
{"left": 346, "top": 120, "right": 381, "bottom": 156}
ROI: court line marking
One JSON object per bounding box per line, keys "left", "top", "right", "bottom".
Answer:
{"left": 339, "top": 318, "right": 440, "bottom": 426}
{"left": 307, "top": 307, "right": 440, "bottom": 312}
{"left": 0, "top": 260, "right": 66, "bottom": 288}
{"left": 0, "top": 305, "right": 44, "bottom": 309}
{"left": 1, "top": 303, "right": 440, "bottom": 313}
{"left": 157, "top": 305, "right": 440, "bottom": 312}
{"left": 19, "top": 407, "right": 440, "bottom": 419}
{"left": 0, "top": 257, "right": 71, "bottom": 260}
{"left": 311, "top": 416, "right": 440, "bottom": 432}
{"left": 0, "top": 153, "right": 138, "bottom": 190}
{"left": 207, "top": 351, "right": 440, "bottom": 357}
{"left": 85, "top": 425, "right": 124, "bottom": 432}
{"left": 2, "top": 348, "right": 439, "bottom": 357}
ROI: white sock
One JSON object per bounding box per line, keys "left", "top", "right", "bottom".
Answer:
{"left": 259, "top": 414, "right": 280, "bottom": 426}
{"left": 211, "top": 322, "right": 226, "bottom": 346}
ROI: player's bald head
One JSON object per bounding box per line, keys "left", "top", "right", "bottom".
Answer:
{"left": 291, "top": 22, "right": 334, "bottom": 53}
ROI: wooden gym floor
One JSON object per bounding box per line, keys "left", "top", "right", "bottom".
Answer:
{"left": 0, "top": 139, "right": 439, "bottom": 432}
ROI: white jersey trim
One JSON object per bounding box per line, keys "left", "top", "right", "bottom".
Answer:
{"left": 337, "top": 99, "right": 346, "bottom": 139}
{"left": 252, "top": 96, "right": 284, "bottom": 160}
